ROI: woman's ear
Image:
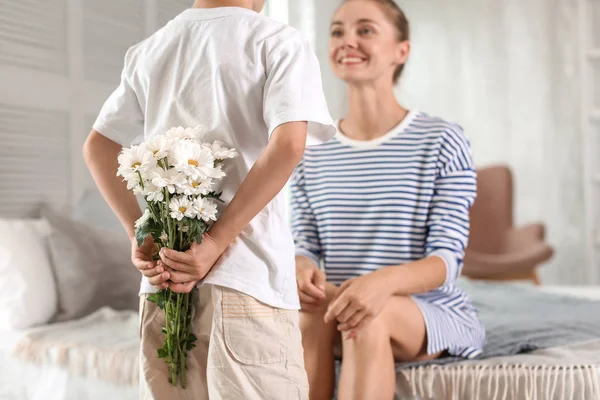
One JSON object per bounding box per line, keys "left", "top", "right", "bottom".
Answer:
{"left": 395, "top": 40, "right": 411, "bottom": 65}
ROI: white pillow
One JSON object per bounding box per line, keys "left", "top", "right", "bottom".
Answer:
{"left": 0, "top": 219, "right": 57, "bottom": 329}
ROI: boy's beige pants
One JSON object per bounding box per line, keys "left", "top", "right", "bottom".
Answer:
{"left": 138, "top": 284, "right": 309, "bottom": 400}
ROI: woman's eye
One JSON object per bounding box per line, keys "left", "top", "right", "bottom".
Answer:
{"left": 358, "top": 27, "right": 373, "bottom": 35}
{"left": 331, "top": 30, "right": 343, "bottom": 37}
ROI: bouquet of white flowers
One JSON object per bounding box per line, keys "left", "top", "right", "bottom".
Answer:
{"left": 117, "top": 126, "right": 237, "bottom": 388}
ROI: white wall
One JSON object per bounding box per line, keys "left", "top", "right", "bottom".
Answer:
{"left": 396, "top": 0, "right": 585, "bottom": 285}
{"left": 2, "top": 0, "right": 588, "bottom": 283}
{"left": 287, "top": 0, "right": 347, "bottom": 120}
{"left": 0, "top": 0, "right": 192, "bottom": 214}
{"left": 289, "top": 0, "right": 588, "bottom": 284}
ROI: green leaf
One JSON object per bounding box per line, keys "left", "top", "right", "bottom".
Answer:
{"left": 187, "top": 219, "right": 208, "bottom": 244}
{"left": 185, "top": 333, "right": 197, "bottom": 350}
{"left": 186, "top": 342, "right": 197, "bottom": 351}
{"left": 135, "top": 224, "right": 162, "bottom": 247}
{"left": 135, "top": 212, "right": 165, "bottom": 246}
{"left": 203, "top": 191, "right": 223, "bottom": 202}
{"left": 157, "top": 347, "right": 169, "bottom": 359}
{"left": 147, "top": 293, "right": 159, "bottom": 303}
{"left": 150, "top": 290, "right": 166, "bottom": 310}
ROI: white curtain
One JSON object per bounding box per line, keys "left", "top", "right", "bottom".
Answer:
{"left": 288, "top": 0, "right": 589, "bottom": 285}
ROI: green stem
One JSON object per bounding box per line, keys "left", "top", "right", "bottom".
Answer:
{"left": 172, "top": 306, "right": 178, "bottom": 384}
{"left": 165, "top": 189, "right": 174, "bottom": 248}
{"left": 136, "top": 171, "right": 145, "bottom": 190}
{"left": 161, "top": 291, "right": 172, "bottom": 383}
{"left": 180, "top": 292, "right": 190, "bottom": 388}
{"left": 179, "top": 224, "right": 183, "bottom": 251}
{"left": 168, "top": 292, "right": 177, "bottom": 385}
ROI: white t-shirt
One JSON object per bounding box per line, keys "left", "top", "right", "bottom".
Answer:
{"left": 93, "top": 7, "right": 336, "bottom": 310}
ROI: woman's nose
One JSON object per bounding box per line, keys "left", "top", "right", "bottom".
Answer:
{"left": 341, "top": 33, "right": 358, "bottom": 49}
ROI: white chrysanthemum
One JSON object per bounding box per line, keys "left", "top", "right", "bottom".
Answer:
{"left": 135, "top": 209, "right": 151, "bottom": 229}
{"left": 165, "top": 126, "right": 203, "bottom": 142}
{"left": 117, "top": 144, "right": 155, "bottom": 181}
{"left": 146, "top": 190, "right": 164, "bottom": 202}
{"left": 125, "top": 177, "right": 142, "bottom": 191}
{"left": 147, "top": 135, "right": 174, "bottom": 161}
{"left": 180, "top": 176, "right": 214, "bottom": 196}
{"left": 151, "top": 168, "right": 187, "bottom": 194}
{"left": 133, "top": 185, "right": 145, "bottom": 196}
{"left": 210, "top": 165, "right": 226, "bottom": 179}
{"left": 142, "top": 181, "right": 164, "bottom": 202}
{"left": 159, "top": 231, "right": 168, "bottom": 243}
{"left": 169, "top": 196, "right": 196, "bottom": 221}
{"left": 193, "top": 197, "right": 218, "bottom": 222}
{"left": 173, "top": 142, "right": 216, "bottom": 181}
{"left": 204, "top": 140, "right": 238, "bottom": 160}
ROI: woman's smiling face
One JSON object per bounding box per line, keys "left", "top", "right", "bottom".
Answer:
{"left": 329, "top": 0, "right": 409, "bottom": 85}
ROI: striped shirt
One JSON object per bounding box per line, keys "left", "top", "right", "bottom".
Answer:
{"left": 290, "top": 110, "right": 486, "bottom": 358}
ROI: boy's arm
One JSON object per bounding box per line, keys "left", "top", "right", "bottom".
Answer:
{"left": 211, "top": 121, "right": 307, "bottom": 245}
{"left": 83, "top": 130, "right": 142, "bottom": 239}
{"left": 162, "top": 121, "right": 307, "bottom": 291}
{"left": 84, "top": 130, "right": 170, "bottom": 288}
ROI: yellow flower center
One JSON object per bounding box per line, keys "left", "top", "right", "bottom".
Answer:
{"left": 178, "top": 206, "right": 187, "bottom": 213}
{"left": 153, "top": 150, "right": 159, "bottom": 155}
{"left": 191, "top": 182, "right": 200, "bottom": 187}
{"left": 199, "top": 208, "right": 205, "bottom": 213}
{"left": 131, "top": 161, "right": 142, "bottom": 168}
{"left": 188, "top": 159, "right": 198, "bottom": 166}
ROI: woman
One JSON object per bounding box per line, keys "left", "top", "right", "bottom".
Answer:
{"left": 290, "top": 1, "right": 486, "bottom": 399}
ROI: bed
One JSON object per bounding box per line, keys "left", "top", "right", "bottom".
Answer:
{"left": 0, "top": 285, "right": 599, "bottom": 400}
{"left": 0, "top": 308, "right": 139, "bottom": 400}
{"left": 1, "top": 193, "right": 599, "bottom": 400}
{"left": 394, "top": 284, "right": 600, "bottom": 400}
{"left": 0, "top": 200, "right": 141, "bottom": 400}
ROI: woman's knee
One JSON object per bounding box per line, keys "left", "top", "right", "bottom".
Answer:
{"left": 300, "top": 309, "right": 337, "bottom": 340}
{"left": 345, "top": 313, "right": 390, "bottom": 346}
{"left": 343, "top": 296, "right": 417, "bottom": 346}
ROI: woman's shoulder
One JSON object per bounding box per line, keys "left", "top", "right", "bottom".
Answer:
{"left": 412, "top": 111, "right": 465, "bottom": 135}
{"left": 411, "top": 111, "right": 471, "bottom": 148}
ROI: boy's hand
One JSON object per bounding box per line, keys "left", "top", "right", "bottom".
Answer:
{"left": 131, "top": 235, "right": 170, "bottom": 290}
{"left": 159, "top": 233, "right": 226, "bottom": 290}
{"left": 168, "top": 280, "right": 199, "bottom": 294}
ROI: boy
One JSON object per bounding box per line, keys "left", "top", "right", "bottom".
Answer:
{"left": 83, "top": 0, "right": 335, "bottom": 399}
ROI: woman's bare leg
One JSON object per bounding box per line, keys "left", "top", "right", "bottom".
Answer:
{"left": 300, "top": 283, "right": 340, "bottom": 400}
{"left": 337, "top": 296, "right": 440, "bottom": 400}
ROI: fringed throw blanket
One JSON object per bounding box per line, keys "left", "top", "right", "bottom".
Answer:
{"left": 409, "top": 280, "right": 600, "bottom": 366}
{"left": 12, "top": 307, "right": 139, "bottom": 386}
{"left": 397, "top": 280, "right": 600, "bottom": 399}
{"left": 397, "top": 339, "right": 600, "bottom": 399}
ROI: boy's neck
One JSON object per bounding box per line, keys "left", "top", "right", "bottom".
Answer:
{"left": 192, "top": 0, "right": 254, "bottom": 10}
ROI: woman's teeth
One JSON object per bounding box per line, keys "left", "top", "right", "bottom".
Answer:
{"left": 340, "top": 57, "right": 364, "bottom": 64}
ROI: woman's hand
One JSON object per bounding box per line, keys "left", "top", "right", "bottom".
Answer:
{"left": 296, "top": 256, "right": 328, "bottom": 312}
{"left": 324, "top": 269, "right": 393, "bottom": 340}
{"left": 159, "top": 233, "right": 227, "bottom": 293}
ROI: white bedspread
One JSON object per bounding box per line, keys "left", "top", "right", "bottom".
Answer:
{"left": 0, "top": 308, "right": 138, "bottom": 400}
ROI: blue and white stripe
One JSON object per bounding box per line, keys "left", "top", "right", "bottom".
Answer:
{"left": 290, "top": 110, "right": 485, "bottom": 358}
